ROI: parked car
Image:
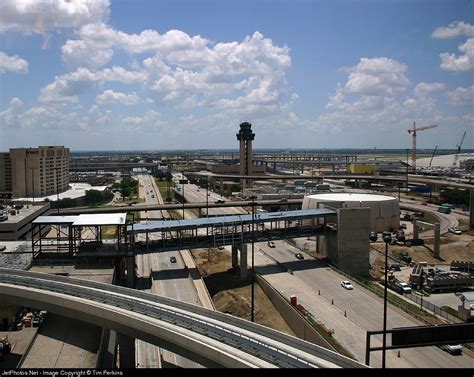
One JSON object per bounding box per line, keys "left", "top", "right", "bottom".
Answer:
{"left": 439, "top": 344, "right": 462, "bottom": 355}
{"left": 341, "top": 280, "right": 353, "bottom": 290}
{"left": 215, "top": 199, "right": 225, "bottom": 204}
{"left": 295, "top": 253, "right": 304, "bottom": 260}
{"left": 448, "top": 227, "right": 462, "bottom": 235}
{"left": 170, "top": 256, "right": 177, "bottom": 263}
{"left": 267, "top": 241, "right": 276, "bottom": 248}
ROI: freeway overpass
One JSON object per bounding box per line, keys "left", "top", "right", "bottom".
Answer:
{"left": 0, "top": 268, "right": 367, "bottom": 369}
{"left": 188, "top": 172, "right": 474, "bottom": 191}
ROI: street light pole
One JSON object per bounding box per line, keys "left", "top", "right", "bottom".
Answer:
{"left": 382, "top": 231, "right": 391, "bottom": 369}
{"left": 251, "top": 195, "right": 256, "bottom": 322}
{"left": 182, "top": 181, "right": 185, "bottom": 219}
{"left": 206, "top": 176, "right": 209, "bottom": 218}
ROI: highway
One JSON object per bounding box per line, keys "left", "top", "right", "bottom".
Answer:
{"left": 0, "top": 268, "right": 367, "bottom": 369}
{"left": 250, "top": 240, "right": 474, "bottom": 368}
{"left": 135, "top": 173, "right": 202, "bottom": 368}
{"left": 177, "top": 177, "right": 247, "bottom": 217}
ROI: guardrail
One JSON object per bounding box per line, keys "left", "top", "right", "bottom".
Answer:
{"left": 0, "top": 268, "right": 367, "bottom": 368}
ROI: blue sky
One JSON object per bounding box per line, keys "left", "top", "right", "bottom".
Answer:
{"left": 0, "top": 0, "right": 473, "bottom": 151}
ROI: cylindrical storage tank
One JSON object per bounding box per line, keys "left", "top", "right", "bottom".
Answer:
{"left": 302, "top": 193, "right": 399, "bottom": 232}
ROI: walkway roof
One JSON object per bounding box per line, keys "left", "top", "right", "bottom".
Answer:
{"left": 127, "top": 208, "right": 336, "bottom": 233}
{"left": 33, "top": 213, "right": 127, "bottom": 226}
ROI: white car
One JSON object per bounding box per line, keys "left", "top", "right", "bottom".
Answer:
{"left": 439, "top": 344, "right": 462, "bottom": 355}
{"left": 448, "top": 227, "right": 462, "bottom": 235}
{"left": 341, "top": 280, "right": 353, "bottom": 290}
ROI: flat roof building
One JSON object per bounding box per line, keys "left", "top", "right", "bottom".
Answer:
{"left": 1, "top": 146, "right": 70, "bottom": 199}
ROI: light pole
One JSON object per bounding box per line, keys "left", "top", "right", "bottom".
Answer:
{"left": 182, "top": 181, "right": 185, "bottom": 219}
{"left": 381, "top": 230, "right": 392, "bottom": 369}
{"left": 250, "top": 195, "right": 257, "bottom": 322}
{"left": 206, "top": 176, "right": 209, "bottom": 218}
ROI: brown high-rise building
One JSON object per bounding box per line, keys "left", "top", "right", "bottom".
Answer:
{"left": 1, "top": 146, "right": 69, "bottom": 198}
{"left": 236, "top": 122, "right": 255, "bottom": 189}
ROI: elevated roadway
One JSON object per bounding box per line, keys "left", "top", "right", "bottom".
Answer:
{"left": 0, "top": 268, "right": 367, "bottom": 369}
{"left": 188, "top": 172, "right": 474, "bottom": 191}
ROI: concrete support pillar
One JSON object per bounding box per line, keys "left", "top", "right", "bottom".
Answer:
{"left": 413, "top": 220, "right": 419, "bottom": 240}
{"left": 240, "top": 243, "right": 248, "bottom": 281}
{"left": 434, "top": 223, "right": 440, "bottom": 259}
{"left": 232, "top": 244, "right": 238, "bottom": 269}
{"left": 336, "top": 208, "right": 370, "bottom": 277}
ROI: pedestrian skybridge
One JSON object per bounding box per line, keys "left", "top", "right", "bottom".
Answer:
{"left": 127, "top": 208, "right": 337, "bottom": 254}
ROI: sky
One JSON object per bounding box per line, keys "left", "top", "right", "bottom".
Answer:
{"left": 0, "top": 0, "right": 473, "bottom": 151}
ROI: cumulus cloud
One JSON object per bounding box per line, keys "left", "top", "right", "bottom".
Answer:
{"left": 0, "top": 0, "right": 109, "bottom": 34}
{"left": 122, "top": 110, "right": 163, "bottom": 129}
{"left": 39, "top": 66, "right": 148, "bottom": 103}
{"left": 0, "top": 97, "right": 84, "bottom": 130}
{"left": 345, "top": 57, "right": 409, "bottom": 97}
{"left": 0, "top": 97, "right": 24, "bottom": 126}
{"left": 0, "top": 51, "right": 28, "bottom": 74}
{"left": 414, "top": 82, "right": 445, "bottom": 97}
{"left": 439, "top": 38, "right": 474, "bottom": 72}
{"left": 314, "top": 57, "right": 447, "bottom": 136}
{"left": 96, "top": 90, "right": 139, "bottom": 105}
{"left": 61, "top": 22, "right": 210, "bottom": 68}
{"left": 61, "top": 40, "right": 113, "bottom": 69}
{"left": 60, "top": 25, "right": 292, "bottom": 114}
{"left": 447, "top": 85, "right": 474, "bottom": 106}
{"left": 432, "top": 21, "right": 474, "bottom": 39}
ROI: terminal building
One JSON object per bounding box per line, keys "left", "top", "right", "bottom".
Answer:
{"left": 0, "top": 146, "right": 70, "bottom": 200}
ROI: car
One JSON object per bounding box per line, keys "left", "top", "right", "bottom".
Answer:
{"left": 32, "top": 316, "right": 43, "bottom": 327}
{"left": 448, "top": 227, "right": 462, "bottom": 235}
{"left": 215, "top": 199, "right": 225, "bottom": 204}
{"left": 341, "top": 280, "right": 353, "bottom": 290}
{"left": 170, "top": 256, "right": 177, "bottom": 263}
{"left": 267, "top": 241, "right": 276, "bottom": 248}
{"left": 295, "top": 253, "right": 304, "bottom": 260}
{"left": 439, "top": 344, "right": 462, "bottom": 355}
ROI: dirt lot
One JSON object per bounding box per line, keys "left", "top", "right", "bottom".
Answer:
{"left": 191, "top": 248, "right": 295, "bottom": 336}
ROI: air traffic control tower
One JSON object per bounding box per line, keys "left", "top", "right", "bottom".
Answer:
{"left": 236, "top": 122, "right": 255, "bottom": 189}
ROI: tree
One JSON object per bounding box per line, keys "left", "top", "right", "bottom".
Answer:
{"left": 85, "top": 190, "right": 104, "bottom": 206}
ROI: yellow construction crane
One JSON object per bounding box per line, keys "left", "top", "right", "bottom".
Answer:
{"left": 407, "top": 122, "right": 437, "bottom": 171}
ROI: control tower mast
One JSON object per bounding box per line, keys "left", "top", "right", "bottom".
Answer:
{"left": 236, "top": 122, "right": 255, "bottom": 189}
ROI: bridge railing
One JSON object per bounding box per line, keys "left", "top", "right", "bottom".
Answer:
{"left": 0, "top": 268, "right": 367, "bottom": 368}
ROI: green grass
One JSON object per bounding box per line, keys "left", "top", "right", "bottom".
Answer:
{"left": 155, "top": 179, "right": 175, "bottom": 202}
{"left": 441, "top": 306, "right": 461, "bottom": 319}
{"left": 168, "top": 210, "right": 183, "bottom": 220}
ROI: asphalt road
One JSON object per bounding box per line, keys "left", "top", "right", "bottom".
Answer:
{"left": 251, "top": 239, "right": 474, "bottom": 368}
{"left": 135, "top": 174, "right": 202, "bottom": 368}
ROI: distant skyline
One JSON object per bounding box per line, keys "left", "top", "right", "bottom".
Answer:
{"left": 0, "top": 0, "right": 473, "bottom": 151}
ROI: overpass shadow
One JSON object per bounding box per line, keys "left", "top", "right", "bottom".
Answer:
{"left": 151, "top": 268, "right": 189, "bottom": 281}
{"left": 33, "top": 313, "right": 101, "bottom": 354}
